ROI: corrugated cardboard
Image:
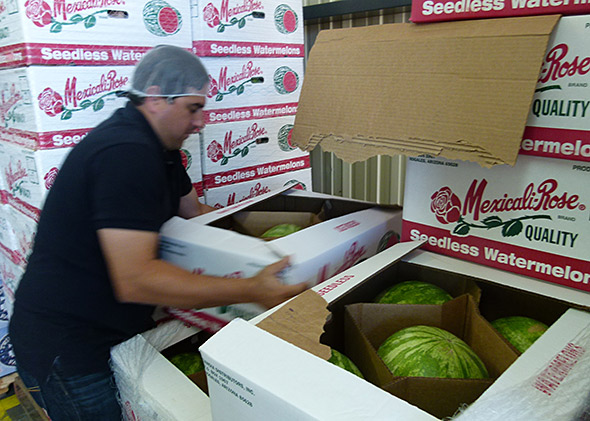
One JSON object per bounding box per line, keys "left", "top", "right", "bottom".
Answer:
{"left": 344, "top": 295, "right": 518, "bottom": 419}
{"left": 291, "top": 15, "right": 560, "bottom": 167}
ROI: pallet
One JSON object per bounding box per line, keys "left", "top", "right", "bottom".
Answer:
{"left": 0, "top": 372, "right": 17, "bottom": 395}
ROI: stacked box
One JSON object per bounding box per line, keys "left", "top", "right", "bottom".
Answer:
{"left": 192, "top": 0, "right": 311, "bottom": 207}
{"left": 402, "top": 154, "right": 590, "bottom": 293}
{"left": 191, "top": 0, "right": 305, "bottom": 59}
{"left": 410, "top": 0, "right": 589, "bottom": 23}
{"left": 200, "top": 115, "right": 311, "bottom": 207}
{"left": 0, "top": 0, "right": 192, "bottom": 68}
{"left": 520, "top": 15, "right": 590, "bottom": 162}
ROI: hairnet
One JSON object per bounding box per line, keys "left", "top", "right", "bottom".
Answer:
{"left": 129, "top": 45, "right": 209, "bottom": 98}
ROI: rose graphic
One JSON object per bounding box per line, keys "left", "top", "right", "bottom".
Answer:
{"left": 203, "top": 3, "right": 221, "bottom": 28}
{"left": 37, "top": 88, "right": 64, "bottom": 117}
{"left": 431, "top": 187, "right": 461, "bottom": 224}
{"left": 24, "top": 0, "right": 53, "bottom": 27}
{"left": 207, "top": 141, "right": 224, "bottom": 163}
{"left": 44, "top": 167, "right": 59, "bottom": 190}
{"left": 207, "top": 76, "right": 219, "bottom": 98}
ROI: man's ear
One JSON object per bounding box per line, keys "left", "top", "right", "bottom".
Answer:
{"left": 142, "top": 86, "right": 165, "bottom": 112}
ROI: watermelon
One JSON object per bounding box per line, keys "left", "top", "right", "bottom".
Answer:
{"left": 377, "top": 325, "right": 488, "bottom": 379}
{"left": 491, "top": 316, "right": 548, "bottom": 353}
{"left": 261, "top": 223, "right": 302, "bottom": 238}
{"left": 328, "top": 349, "right": 364, "bottom": 379}
{"left": 169, "top": 352, "right": 204, "bottom": 376}
{"left": 375, "top": 280, "right": 453, "bottom": 305}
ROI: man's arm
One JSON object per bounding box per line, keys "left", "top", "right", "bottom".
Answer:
{"left": 177, "top": 187, "right": 216, "bottom": 218}
{"left": 97, "top": 228, "right": 306, "bottom": 309}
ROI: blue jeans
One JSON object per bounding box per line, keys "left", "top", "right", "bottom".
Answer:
{"left": 17, "top": 358, "right": 122, "bottom": 421}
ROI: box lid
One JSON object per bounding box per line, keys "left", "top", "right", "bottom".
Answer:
{"left": 291, "top": 15, "right": 560, "bottom": 168}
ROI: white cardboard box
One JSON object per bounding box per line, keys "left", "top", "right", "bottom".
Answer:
{"left": 0, "top": 65, "right": 132, "bottom": 148}
{"left": 0, "top": 140, "right": 72, "bottom": 217}
{"left": 201, "top": 56, "right": 303, "bottom": 115}
{"left": 402, "top": 154, "right": 590, "bottom": 294}
{"left": 191, "top": 0, "right": 304, "bottom": 58}
{"left": 200, "top": 240, "right": 590, "bottom": 420}
{"left": 160, "top": 187, "right": 402, "bottom": 332}
{"left": 203, "top": 167, "right": 312, "bottom": 208}
{"left": 111, "top": 320, "right": 212, "bottom": 421}
{"left": 200, "top": 115, "right": 309, "bottom": 180}
{"left": 520, "top": 15, "right": 590, "bottom": 162}
{"left": 200, "top": 240, "right": 437, "bottom": 421}
{"left": 0, "top": 0, "right": 191, "bottom": 67}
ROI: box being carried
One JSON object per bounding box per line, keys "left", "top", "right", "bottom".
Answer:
{"left": 0, "top": 0, "right": 192, "bottom": 68}
{"left": 159, "top": 187, "right": 402, "bottom": 333}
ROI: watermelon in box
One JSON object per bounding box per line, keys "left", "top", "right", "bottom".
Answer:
{"left": 377, "top": 325, "right": 488, "bottom": 379}
{"left": 344, "top": 295, "right": 518, "bottom": 419}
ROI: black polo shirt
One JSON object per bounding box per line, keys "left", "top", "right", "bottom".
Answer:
{"left": 9, "top": 102, "right": 192, "bottom": 380}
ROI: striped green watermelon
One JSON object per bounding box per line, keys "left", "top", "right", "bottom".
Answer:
{"left": 375, "top": 280, "right": 453, "bottom": 305}
{"left": 491, "top": 316, "right": 548, "bottom": 353}
{"left": 261, "top": 223, "right": 302, "bottom": 239}
{"left": 377, "top": 325, "right": 488, "bottom": 379}
{"left": 169, "top": 352, "right": 204, "bottom": 376}
{"left": 328, "top": 349, "right": 364, "bottom": 379}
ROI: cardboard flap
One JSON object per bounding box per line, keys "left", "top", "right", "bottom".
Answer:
{"left": 256, "top": 290, "right": 331, "bottom": 360}
{"left": 292, "top": 15, "right": 560, "bottom": 168}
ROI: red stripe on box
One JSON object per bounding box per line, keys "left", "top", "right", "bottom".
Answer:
{"left": 520, "top": 127, "right": 590, "bottom": 162}
{"left": 205, "top": 103, "right": 298, "bottom": 124}
{"left": 402, "top": 220, "right": 590, "bottom": 292}
{"left": 193, "top": 40, "right": 304, "bottom": 58}
{"left": 0, "top": 43, "right": 154, "bottom": 67}
{"left": 203, "top": 156, "right": 311, "bottom": 188}
{"left": 410, "top": 1, "right": 590, "bottom": 23}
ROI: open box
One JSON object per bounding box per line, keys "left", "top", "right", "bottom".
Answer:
{"left": 344, "top": 296, "right": 518, "bottom": 419}
{"left": 159, "top": 187, "right": 401, "bottom": 332}
{"left": 199, "top": 238, "right": 590, "bottom": 420}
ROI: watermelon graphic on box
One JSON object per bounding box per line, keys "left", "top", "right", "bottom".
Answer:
{"left": 200, "top": 57, "right": 303, "bottom": 111}
{"left": 143, "top": 0, "right": 183, "bottom": 36}
{"left": 274, "top": 4, "right": 298, "bottom": 34}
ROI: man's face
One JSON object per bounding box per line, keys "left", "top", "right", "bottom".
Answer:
{"left": 155, "top": 95, "right": 207, "bottom": 150}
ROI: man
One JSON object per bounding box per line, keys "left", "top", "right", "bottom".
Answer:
{"left": 9, "top": 45, "right": 307, "bottom": 420}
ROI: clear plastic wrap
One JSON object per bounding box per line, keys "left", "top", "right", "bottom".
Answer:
{"left": 452, "top": 323, "right": 590, "bottom": 421}
{"left": 110, "top": 320, "right": 202, "bottom": 421}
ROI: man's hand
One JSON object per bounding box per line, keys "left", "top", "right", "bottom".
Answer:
{"left": 249, "top": 257, "right": 308, "bottom": 309}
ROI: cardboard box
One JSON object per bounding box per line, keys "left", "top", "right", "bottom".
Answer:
{"left": 0, "top": 65, "right": 132, "bottom": 148}
{"left": 344, "top": 296, "right": 518, "bottom": 419}
{"left": 0, "top": 1, "right": 191, "bottom": 68}
{"left": 452, "top": 307, "right": 590, "bottom": 421}
{"left": 110, "top": 320, "right": 213, "bottom": 421}
{"left": 291, "top": 15, "right": 560, "bottom": 168}
{"left": 203, "top": 168, "right": 312, "bottom": 208}
{"left": 191, "top": 0, "right": 304, "bottom": 58}
{"left": 410, "top": 0, "right": 589, "bottom": 23}
{"left": 200, "top": 241, "right": 436, "bottom": 421}
{"left": 181, "top": 133, "right": 205, "bottom": 201}
{"left": 201, "top": 57, "right": 303, "bottom": 116}
{"left": 402, "top": 154, "right": 590, "bottom": 293}
{"left": 520, "top": 15, "right": 590, "bottom": 162}
{"left": 0, "top": 141, "right": 72, "bottom": 217}
{"left": 200, "top": 239, "right": 590, "bottom": 420}
{"left": 0, "top": 326, "right": 15, "bottom": 378}
{"left": 160, "top": 187, "right": 402, "bottom": 332}
{"left": 200, "top": 116, "right": 309, "bottom": 184}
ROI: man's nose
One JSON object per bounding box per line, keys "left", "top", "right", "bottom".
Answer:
{"left": 192, "top": 110, "right": 205, "bottom": 132}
